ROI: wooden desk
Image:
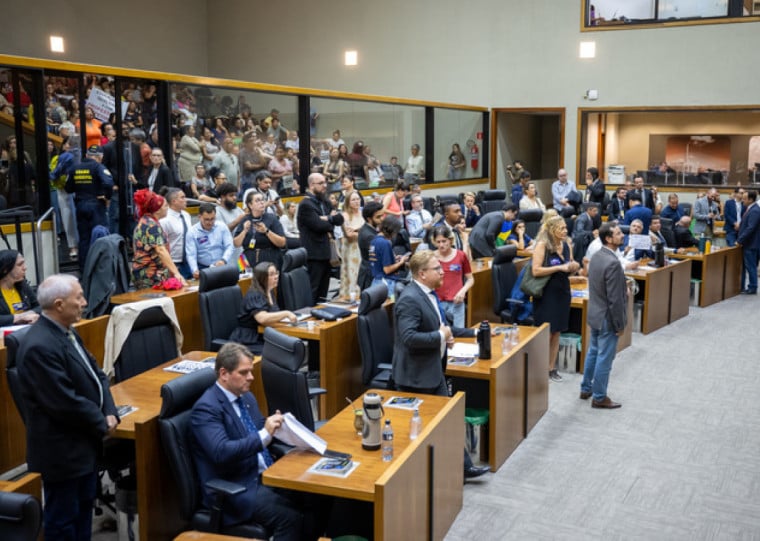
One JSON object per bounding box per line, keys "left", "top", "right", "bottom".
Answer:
{"left": 0, "top": 472, "right": 42, "bottom": 499}
{"left": 110, "top": 276, "right": 252, "bottom": 352}
{"left": 670, "top": 246, "right": 742, "bottom": 307}
{"left": 446, "top": 324, "right": 550, "bottom": 471}
{"left": 465, "top": 255, "right": 531, "bottom": 327}
{"left": 109, "top": 351, "right": 266, "bottom": 541}
{"left": 625, "top": 259, "right": 691, "bottom": 334}
{"left": 569, "top": 282, "right": 633, "bottom": 373}
{"left": 267, "top": 314, "right": 363, "bottom": 419}
{"left": 263, "top": 391, "right": 465, "bottom": 541}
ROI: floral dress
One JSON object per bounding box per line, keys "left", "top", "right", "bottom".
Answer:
{"left": 339, "top": 213, "right": 365, "bottom": 297}
{"left": 132, "top": 215, "right": 170, "bottom": 289}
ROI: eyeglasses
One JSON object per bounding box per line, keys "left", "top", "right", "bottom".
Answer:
{"left": 423, "top": 265, "right": 443, "bottom": 273}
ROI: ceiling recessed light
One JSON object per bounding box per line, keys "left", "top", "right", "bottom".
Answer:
{"left": 344, "top": 50, "right": 358, "bottom": 66}
{"left": 579, "top": 41, "right": 596, "bottom": 59}
{"left": 50, "top": 36, "right": 65, "bottom": 53}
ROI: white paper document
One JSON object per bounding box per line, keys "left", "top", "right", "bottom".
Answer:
{"left": 275, "top": 412, "right": 328, "bottom": 454}
{"left": 448, "top": 342, "right": 479, "bottom": 358}
{"left": 628, "top": 234, "right": 651, "bottom": 250}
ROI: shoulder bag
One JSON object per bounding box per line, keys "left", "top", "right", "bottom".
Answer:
{"left": 520, "top": 248, "right": 551, "bottom": 298}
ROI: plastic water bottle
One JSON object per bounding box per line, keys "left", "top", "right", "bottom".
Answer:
{"left": 501, "top": 330, "right": 512, "bottom": 355}
{"left": 409, "top": 409, "right": 422, "bottom": 440}
{"left": 511, "top": 323, "right": 519, "bottom": 346}
{"left": 382, "top": 419, "right": 394, "bottom": 461}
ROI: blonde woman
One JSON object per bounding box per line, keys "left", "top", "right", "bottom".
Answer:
{"left": 531, "top": 215, "right": 580, "bottom": 382}
{"left": 339, "top": 190, "right": 365, "bottom": 297}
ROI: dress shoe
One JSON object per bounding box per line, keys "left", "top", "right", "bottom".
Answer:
{"left": 591, "top": 396, "right": 621, "bottom": 409}
{"left": 579, "top": 391, "right": 592, "bottom": 400}
{"left": 464, "top": 465, "right": 490, "bottom": 479}
{"left": 741, "top": 289, "right": 757, "bottom": 295}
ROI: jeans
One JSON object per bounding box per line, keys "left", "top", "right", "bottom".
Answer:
{"left": 742, "top": 247, "right": 758, "bottom": 292}
{"left": 725, "top": 229, "right": 737, "bottom": 247}
{"left": 440, "top": 300, "right": 465, "bottom": 328}
{"left": 580, "top": 318, "right": 620, "bottom": 402}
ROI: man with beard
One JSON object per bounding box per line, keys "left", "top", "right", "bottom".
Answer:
{"left": 297, "top": 173, "right": 345, "bottom": 304}
{"left": 215, "top": 182, "right": 246, "bottom": 232}
{"left": 357, "top": 201, "right": 384, "bottom": 290}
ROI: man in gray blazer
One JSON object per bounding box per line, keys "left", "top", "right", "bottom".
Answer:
{"left": 468, "top": 204, "right": 518, "bottom": 259}
{"left": 580, "top": 223, "right": 628, "bottom": 409}
{"left": 693, "top": 188, "right": 720, "bottom": 236}
{"left": 392, "top": 250, "right": 488, "bottom": 479}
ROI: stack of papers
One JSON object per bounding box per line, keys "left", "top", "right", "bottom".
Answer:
{"left": 163, "top": 358, "right": 215, "bottom": 374}
{"left": 275, "top": 412, "right": 328, "bottom": 454}
{"left": 384, "top": 396, "right": 424, "bottom": 410}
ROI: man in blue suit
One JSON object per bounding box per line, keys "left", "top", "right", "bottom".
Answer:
{"left": 723, "top": 187, "right": 746, "bottom": 247}
{"left": 737, "top": 190, "right": 760, "bottom": 295}
{"left": 191, "top": 342, "right": 312, "bottom": 540}
{"left": 623, "top": 192, "right": 653, "bottom": 234}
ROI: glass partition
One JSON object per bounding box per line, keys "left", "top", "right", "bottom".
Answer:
{"left": 433, "top": 108, "right": 483, "bottom": 182}
{"left": 310, "top": 97, "right": 425, "bottom": 190}
{"left": 584, "top": 0, "right": 760, "bottom": 30}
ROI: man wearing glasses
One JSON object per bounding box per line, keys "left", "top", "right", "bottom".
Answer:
{"left": 392, "top": 250, "right": 489, "bottom": 479}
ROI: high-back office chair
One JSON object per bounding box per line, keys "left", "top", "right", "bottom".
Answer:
{"left": 357, "top": 284, "right": 394, "bottom": 389}
{"left": 5, "top": 326, "right": 33, "bottom": 425}
{"left": 158, "top": 368, "right": 271, "bottom": 539}
{"left": 436, "top": 194, "right": 461, "bottom": 214}
{"left": 199, "top": 265, "right": 242, "bottom": 352}
{"left": 659, "top": 217, "right": 676, "bottom": 248}
{"left": 492, "top": 245, "right": 530, "bottom": 324}
{"left": 680, "top": 202, "right": 693, "bottom": 217}
{"left": 279, "top": 248, "right": 313, "bottom": 310}
{"left": 103, "top": 297, "right": 182, "bottom": 381}
{"left": 82, "top": 233, "right": 131, "bottom": 319}
{"left": 0, "top": 491, "right": 42, "bottom": 541}
{"left": 260, "top": 327, "right": 326, "bottom": 431}
{"left": 518, "top": 209, "right": 544, "bottom": 239}
{"left": 481, "top": 189, "right": 507, "bottom": 214}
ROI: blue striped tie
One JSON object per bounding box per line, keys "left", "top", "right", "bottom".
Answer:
{"left": 237, "top": 397, "right": 273, "bottom": 467}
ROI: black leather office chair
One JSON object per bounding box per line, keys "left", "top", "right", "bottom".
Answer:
{"left": 659, "top": 217, "right": 676, "bottom": 248}
{"left": 158, "top": 368, "right": 271, "bottom": 538}
{"left": 0, "top": 491, "right": 42, "bottom": 541}
{"left": 260, "top": 327, "right": 326, "bottom": 432}
{"left": 357, "top": 284, "right": 393, "bottom": 389}
{"left": 199, "top": 265, "right": 242, "bottom": 352}
{"left": 436, "top": 194, "right": 461, "bottom": 214}
{"left": 113, "top": 305, "right": 180, "bottom": 382}
{"left": 492, "top": 245, "right": 531, "bottom": 324}
{"left": 680, "top": 202, "right": 693, "bottom": 217}
{"left": 5, "top": 326, "right": 33, "bottom": 425}
{"left": 481, "top": 189, "right": 507, "bottom": 214}
{"left": 518, "top": 208, "right": 544, "bottom": 239}
{"left": 279, "top": 248, "right": 313, "bottom": 311}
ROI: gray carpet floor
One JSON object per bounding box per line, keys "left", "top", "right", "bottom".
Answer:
{"left": 446, "top": 293, "right": 760, "bottom": 541}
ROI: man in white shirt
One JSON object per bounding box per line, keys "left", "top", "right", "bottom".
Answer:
{"left": 404, "top": 144, "right": 425, "bottom": 182}
{"left": 551, "top": 169, "right": 577, "bottom": 212}
{"left": 159, "top": 188, "right": 193, "bottom": 279}
{"left": 405, "top": 194, "right": 433, "bottom": 238}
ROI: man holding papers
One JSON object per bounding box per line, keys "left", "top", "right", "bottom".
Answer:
{"left": 191, "top": 342, "right": 323, "bottom": 540}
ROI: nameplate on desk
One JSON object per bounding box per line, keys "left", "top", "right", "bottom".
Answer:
{"left": 384, "top": 396, "right": 424, "bottom": 410}
{"left": 163, "top": 358, "right": 215, "bottom": 374}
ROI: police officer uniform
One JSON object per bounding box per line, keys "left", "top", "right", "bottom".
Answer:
{"left": 65, "top": 145, "right": 113, "bottom": 267}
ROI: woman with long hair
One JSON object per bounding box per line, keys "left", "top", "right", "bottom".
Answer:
{"left": 132, "top": 189, "right": 188, "bottom": 289}
{"left": 0, "top": 249, "right": 40, "bottom": 325}
{"left": 228, "top": 261, "right": 298, "bottom": 353}
{"left": 531, "top": 215, "right": 580, "bottom": 382}
{"left": 322, "top": 147, "right": 345, "bottom": 190}
{"left": 431, "top": 225, "right": 473, "bottom": 328}
{"left": 447, "top": 143, "right": 466, "bottom": 179}
{"left": 519, "top": 182, "right": 546, "bottom": 211}
{"left": 177, "top": 125, "right": 203, "bottom": 183}
{"left": 339, "top": 190, "right": 365, "bottom": 297}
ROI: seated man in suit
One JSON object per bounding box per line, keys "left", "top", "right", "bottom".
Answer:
{"left": 674, "top": 215, "right": 699, "bottom": 249}
{"left": 723, "top": 187, "right": 746, "bottom": 247}
{"left": 572, "top": 203, "right": 599, "bottom": 261}
{"left": 191, "top": 342, "right": 324, "bottom": 540}
{"left": 392, "top": 250, "right": 489, "bottom": 479}
{"left": 648, "top": 215, "right": 677, "bottom": 256}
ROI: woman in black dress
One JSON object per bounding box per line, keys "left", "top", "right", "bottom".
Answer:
{"left": 531, "top": 215, "right": 580, "bottom": 382}
{"left": 228, "top": 262, "right": 298, "bottom": 353}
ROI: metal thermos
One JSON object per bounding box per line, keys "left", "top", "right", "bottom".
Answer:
{"left": 478, "top": 320, "right": 491, "bottom": 360}
{"left": 362, "top": 392, "right": 385, "bottom": 450}
{"left": 653, "top": 242, "right": 665, "bottom": 268}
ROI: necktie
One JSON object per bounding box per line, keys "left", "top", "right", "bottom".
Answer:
{"left": 180, "top": 212, "right": 188, "bottom": 263}
{"left": 68, "top": 331, "right": 103, "bottom": 408}
{"left": 429, "top": 290, "right": 448, "bottom": 325}
{"left": 237, "top": 397, "right": 273, "bottom": 467}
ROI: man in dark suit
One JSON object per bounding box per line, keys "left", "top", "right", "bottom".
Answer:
{"left": 723, "top": 187, "right": 746, "bottom": 247}
{"left": 737, "top": 190, "right": 760, "bottom": 294}
{"left": 17, "top": 274, "right": 120, "bottom": 540}
{"left": 357, "top": 201, "right": 384, "bottom": 290}
{"left": 607, "top": 186, "right": 628, "bottom": 221}
{"left": 468, "top": 204, "right": 518, "bottom": 259}
{"left": 191, "top": 342, "right": 316, "bottom": 540}
{"left": 580, "top": 223, "right": 628, "bottom": 409}
{"left": 625, "top": 176, "right": 654, "bottom": 211}
{"left": 392, "top": 250, "right": 488, "bottom": 479}
{"left": 584, "top": 167, "right": 606, "bottom": 206}
{"left": 660, "top": 193, "right": 686, "bottom": 222}
{"left": 674, "top": 215, "right": 699, "bottom": 249}
{"left": 297, "top": 173, "right": 345, "bottom": 304}
{"left": 572, "top": 203, "right": 599, "bottom": 261}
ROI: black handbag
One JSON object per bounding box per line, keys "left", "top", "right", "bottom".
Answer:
{"left": 311, "top": 306, "right": 352, "bottom": 321}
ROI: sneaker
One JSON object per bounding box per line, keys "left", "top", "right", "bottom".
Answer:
{"left": 549, "top": 369, "right": 563, "bottom": 382}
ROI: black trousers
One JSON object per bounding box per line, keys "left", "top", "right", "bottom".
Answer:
{"left": 308, "top": 259, "right": 332, "bottom": 304}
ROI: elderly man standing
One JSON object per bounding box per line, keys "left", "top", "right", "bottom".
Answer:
{"left": 186, "top": 202, "right": 234, "bottom": 279}
{"left": 17, "top": 274, "right": 120, "bottom": 540}
{"left": 580, "top": 223, "right": 628, "bottom": 409}
{"left": 297, "top": 173, "right": 345, "bottom": 303}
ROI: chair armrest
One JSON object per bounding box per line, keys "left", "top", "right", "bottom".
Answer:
{"left": 206, "top": 478, "right": 246, "bottom": 497}
{"left": 377, "top": 363, "right": 392, "bottom": 371}
{"left": 308, "top": 386, "right": 327, "bottom": 397}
